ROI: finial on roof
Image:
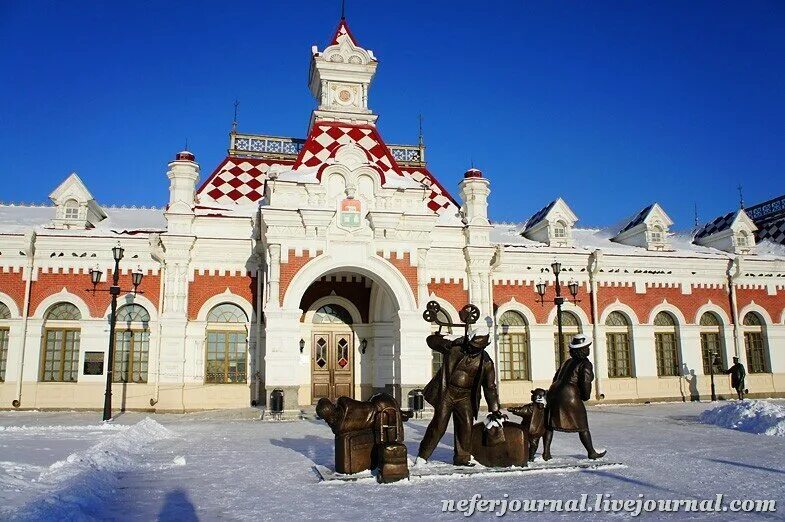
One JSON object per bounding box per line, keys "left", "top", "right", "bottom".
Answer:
{"left": 737, "top": 184, "right": 744, "bottom": 209}
{"left": 176, "top": 150, "right": 196, "bottom": 161}
{"left": 694, "top": 202, "right": 699, "bottom": 228}
{"left": 418, "top": 114, "right": 424, "bottom": 149}
{"left": 232, "top": 99, "right": 239, "bottom": 133}
{"left": 341, "top": 0, "right": 346, "bottom": 19}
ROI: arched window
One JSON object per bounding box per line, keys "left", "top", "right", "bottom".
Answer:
{"left": 206, "top": 303, "right": 248, "bottom": 384}
{"left": 41, "top": 302, "right": 81, "bottom": 382}
{"left": 64, "top": 199, "right": 80, "bottom": 220}
{"left": 553, "top": 221, "right": 567, "bottom": 239}
{"left": 605, "top": 311, "right": 632, "bottom": 378}
{"left": 431, "top": 308, "right": 452, "bottom": 377}
{"left": 312, "top": 304, "right": 353, "bottom": 325}
{"left": 113, "top": 304, "right": 151, "bottom": 383}
{"left": 498, "top": 310, "right": 530, "bottom": 381}
{"left": 554, "top": 311, "right": 582, "bottom": 368}
{"left": 0, "top": 302, "right": 10, "bottom": 382}
{"left": 650, "top": 225, "right": 664, "bottom": 243}
{"left": 743, "top": 312, "right": 768, "bottom": 373}
{"left": 699, "top": 312, "right": 725, "bottom": 374}
{"left": 654, "top": 311, "right": 680, "bottom": 377}
{"left": 737, "top": 230, "right": 749, "bottom": 247}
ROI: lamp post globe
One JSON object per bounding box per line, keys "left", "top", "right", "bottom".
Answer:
{"left": 132, "top": 267, "right": 144, "bottom": 289}
{"left": 89, "top": 267, "right": 102, "bottom": 286}
{"left": 112, "top": 244, "right": 124, "bottom": 262}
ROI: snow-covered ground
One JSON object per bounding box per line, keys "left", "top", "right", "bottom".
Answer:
{"left": 2, "top": 401, "right": 785, "bottom": 520}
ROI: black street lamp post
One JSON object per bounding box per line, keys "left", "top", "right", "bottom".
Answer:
{"left": 88, "top": 243, "right": 144, "bottom": 421}
{"left": 708, "top": 351, "right": 722, "bottom": 402}
{"left": 536, "top": 261, "right": 581, "bottom": 361}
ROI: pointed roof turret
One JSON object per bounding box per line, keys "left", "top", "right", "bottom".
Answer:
{"left": 309, "top": 18, "right": 378, "bottom": 126}
{"left": 330, "top": 18, "right": 360, "bottom": 47}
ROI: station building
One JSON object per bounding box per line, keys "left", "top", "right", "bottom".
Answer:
{"left": 0, "top": 19, "right": 783, "bottom": 412}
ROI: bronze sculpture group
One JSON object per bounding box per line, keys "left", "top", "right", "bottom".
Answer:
{"left": 316, "top": 300, "right": 605, "bottom": 481}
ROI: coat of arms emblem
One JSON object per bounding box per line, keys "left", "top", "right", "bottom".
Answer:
{"left": 339, "top": 197, "right": 362, "bottom": 229}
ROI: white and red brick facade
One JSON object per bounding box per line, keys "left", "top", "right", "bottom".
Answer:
{"left": 0, "top": 19, "right": 783, "bottom": 412}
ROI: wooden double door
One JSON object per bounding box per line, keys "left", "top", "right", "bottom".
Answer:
{"left": 311, "top": 331, "right": 353, "bottom": 403}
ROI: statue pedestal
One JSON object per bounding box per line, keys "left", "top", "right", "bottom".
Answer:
{"left": 315, "top": 459, "right": 625, "bottom": 482}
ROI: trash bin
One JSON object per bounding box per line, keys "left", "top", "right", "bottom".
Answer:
{"left": 270, "top": 388, "right": 284, "bottom": 418}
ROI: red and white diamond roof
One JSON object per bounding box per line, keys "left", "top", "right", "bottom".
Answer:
{"left": 197, "top": 121, "right": 456, "bottom": 214}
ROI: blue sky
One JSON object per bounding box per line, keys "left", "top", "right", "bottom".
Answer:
{"left": 1, "top": 1, "right": 783, "bottom": 228}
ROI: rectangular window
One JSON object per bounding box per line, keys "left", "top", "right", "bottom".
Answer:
{"left": 498, "top": 333, "right": 529, "bottom": 381}
{"left": 655, "top": 332, "right": 680, "bottom": 377}
{"left": 606, "top": 332, "right": 632, "bottom": 378}
{"left": 113, "top": 330, "right": 149, "bottom": 383}
{"left": 700, "top": 332, "right": 724, "bottom": 374}
{"left": 744, "top": 332, "right": 767, "bottom": 374}
{"left": 205, "top": 330, "right": 247, "bottom": 383}
{"left": 41, "top": 329, "right": 79, "bottom": 382}
{"left": 0, "top": 328, "right": 9, "bottom": 381}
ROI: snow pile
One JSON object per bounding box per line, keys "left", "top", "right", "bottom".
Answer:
{"left": 8, "top": 418, "right": 174, "bottom": 521}
{"left": 699, "top": 400, "right": 785, "bottom": 437}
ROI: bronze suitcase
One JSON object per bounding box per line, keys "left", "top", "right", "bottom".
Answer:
{"left": 377, "top": 442, "right": 409, "bottom": 483}
{"left": 335, "top": 428, "right": 375, "bottom": 474}
{"left": 374, "top": 405, "right": 409, "bottom": 482}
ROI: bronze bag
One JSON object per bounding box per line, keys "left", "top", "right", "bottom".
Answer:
{"left": 483, "top": 423, "right": 506, "bottom": 446}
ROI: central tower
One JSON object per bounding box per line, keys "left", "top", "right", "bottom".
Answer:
{"left": 308, "top": 19, "right": 379, "bottom": 127}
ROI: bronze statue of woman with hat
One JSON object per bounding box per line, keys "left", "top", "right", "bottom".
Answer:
{"left": 542, "top": 333, "right": 606, "bottom": 461}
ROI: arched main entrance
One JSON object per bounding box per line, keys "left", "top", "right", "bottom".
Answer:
{"left": 266, "top": 249, "right": 431, "bottom": 409}
{"left": 310, "top": 304, "right": 354, "bottom": 402}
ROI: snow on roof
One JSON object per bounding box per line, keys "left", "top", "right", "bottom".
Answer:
{"left": 491, "top": 221, "right": 785, "bottom": 260}
{"left": 0, "top": 204, "right": 165, "bottom": 236}
{"left": 0, "top": 205, "right": 55, "bottom": 233}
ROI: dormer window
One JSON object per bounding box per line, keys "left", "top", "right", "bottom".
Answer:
{"left": 522, "top": 198, "right": 578, "bottom": 247}
{"left": 48, "top": 173, "right": 107, "bottom": 230}
{"left": 693, "top": 209, "right": 757, "bottom": 254}
{"left": 611, "top": 203, "right": 673, "bottom": 251}
{"left": 64, "top": 199, "right": 80, "bottom": 220}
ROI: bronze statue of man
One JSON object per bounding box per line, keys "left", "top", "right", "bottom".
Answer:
{"left": 542, "top": 333, "right": 606, "bottom": 461}
{"left": 416, "top": 321, "right": 503, "bottom": 466}
{"left": 724, "top": 356, "right": 747, "bottom": 400}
